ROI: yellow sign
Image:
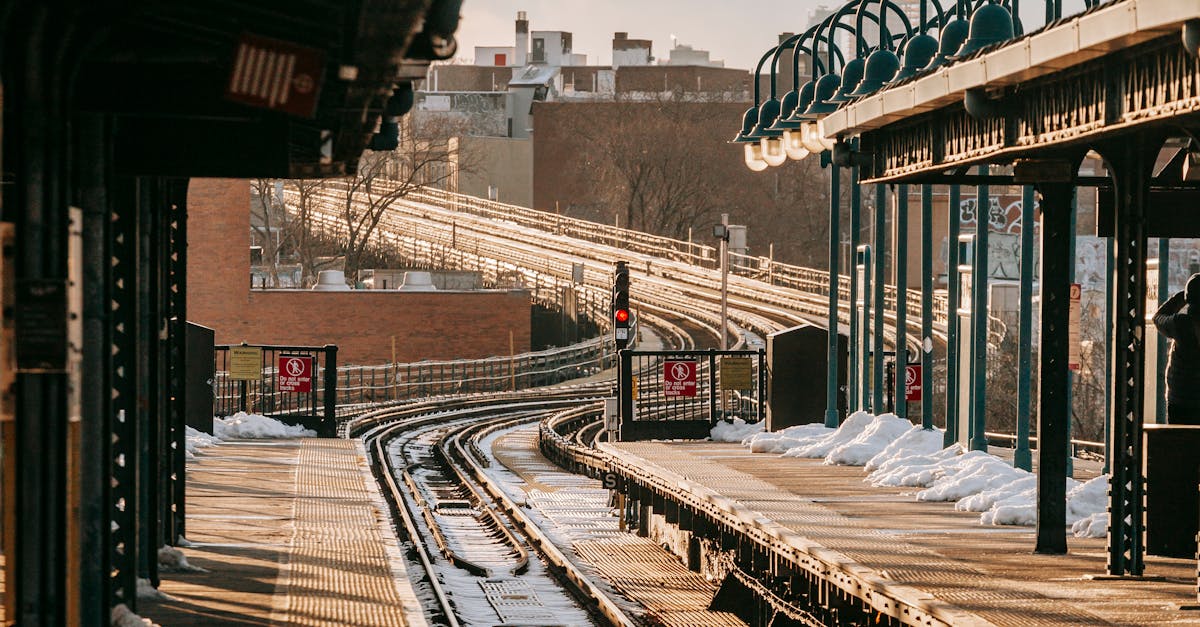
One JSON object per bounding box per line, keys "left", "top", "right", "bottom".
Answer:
{"left": 228, "top": 346, "right": 263, "bottom": 380}
{"left": 720, "top": 357, "right": 753, "bottom": 391}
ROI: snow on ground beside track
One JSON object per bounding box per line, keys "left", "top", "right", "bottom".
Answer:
{"left": 780, "top": 411, "right": 874, "bottom": 458}
{"left": 745, "top": 423, "right": 833, "bottom": 453}
{"left": 709, "top": 418, "right": 764, "bottom": 443}
{"left": 158, "top": 545, "right": 207, "bottom": 573}
{"left": 718, "top": 411, "right": 1108, "bottom": 536}
{"left": 214, "top": 411, "right": 317, "bottom": 439}
{"left": 186, "top": 413, "right": 316, "bottom": 459}
{"left": 184, "top": 426, "right": 221, "bottom": 458}
{"left": 111, "top": 604, "right": 161, "bottom": 627}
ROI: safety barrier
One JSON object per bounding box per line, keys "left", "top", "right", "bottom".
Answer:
{"left": 619, "top": 348, "right": 766, "bottom": 441}
{"left": 213, "top": 343, "right": 337, "bottom": 436}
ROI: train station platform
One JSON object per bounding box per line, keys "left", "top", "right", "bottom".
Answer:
{"left": 140, "top": 438, "right": 426, "bottom": 627}
{"left": 606, "top": 440, "right": 1200, "bottom": 626}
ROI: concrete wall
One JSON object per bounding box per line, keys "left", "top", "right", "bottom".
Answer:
{"left": 187, "top": 178, "right": 531, "bottom": 366}
{"left": 457, "top": 136, "right": 533, "bottom": 207}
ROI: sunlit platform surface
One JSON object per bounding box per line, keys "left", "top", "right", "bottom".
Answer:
{"left": 608, "top": 440, "right": 1200, "bottom": 626}
{"left": 141, "top": 439, "right": 424, "bottom": 626}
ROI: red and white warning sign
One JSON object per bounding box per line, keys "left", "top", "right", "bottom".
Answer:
{"left": 905, "top": 364, "right": 922, "bottom": 402}
{"left": 663, "top": 360, "right": 698, "bottom": 398}
{"left": 278, "top": 354, "right": 313, "bottom": 393}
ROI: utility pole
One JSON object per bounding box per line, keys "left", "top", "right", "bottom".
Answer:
{"left": 715, "top": 214, "right": 730, "bottom": 350}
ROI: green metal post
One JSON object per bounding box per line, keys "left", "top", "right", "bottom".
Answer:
{"left": 920, "top": 184, "right": 934, "bottom": 430}
{"left": 1104, "top": 236, "right": 1113, "bottom": 474}
{"left": 1066, "top": 193, "right": 1077, "bottom": 476}
{"left": 849, "top": 169, "right": 862, "bottom": 412}
{"left": 1156, "top": 238, "right": 1168, "bottom": 424}
{"left": 873, "top": 184, "right": 887, "bottom": 413}
{"left": 895, "top": 184, "right": 909, "bottom": 419}
{"left": 1015, "top": 186, "right": 1035, "bottom": 470}
{"left": 826, "top": 164, "right": 842, "bottom": 427}
{"left": 944, "top": 185, "right": 962, "bottom": 447}
{"left": 969, "top": 172, "right": 989, "bottom": 452}
{"left": 860, "top": 245, "right": 873, "bottom": 411}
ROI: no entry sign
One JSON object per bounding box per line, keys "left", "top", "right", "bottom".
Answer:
{"left": 663, "top": 360, "right": 698, "bottom": 397}
{"left": 278, "top": 354, "right": 313, "bottom": 393}
{"left": 905, "top": 364, "right": 922, "bottom": 402}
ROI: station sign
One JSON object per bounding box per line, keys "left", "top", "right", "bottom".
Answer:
{"left": 905, "top": 364, "right": 922, "bottom": 402}
{"left": 663, "top": 360, "right": 697, "bottom": 397}
{"left": 228, "top": 346, "right": 263, "bottom": 381}
{"left": 277, "top": 354, "right": 313, "bottom": 393}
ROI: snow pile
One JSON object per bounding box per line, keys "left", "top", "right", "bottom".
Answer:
{"left": 184, "top": 426, "right": 221, "bottom": 459}
{"left": 781, "top": 411, "right": 875, "bottom": 458}
{"left": 867, "top": 444, "right": 965, "bottom": 487}
{"left": 917, "top": 454, "right": 1029, "bottom": 502}
{"left": 864, "top": 426, "right": 947, "bottom": 472}
{"left": 136, "top": 577, "right": 173, "bottom": 601}
{"left": 1067, "top": 475, "right": 1108, "bottom": 523}
{"left": 1072, "top": 512, "right": 1108, "bottom": 538}
{"left": 734, "top": 410, "right": 1113, "bottom": 532}
{"left": 710, "top": 418, "right": 764, "bottom": 443}
{"left": 826, "top": 414, "right": 914, "bottom": 466}
{"left": 158, "top": 546, "right": 206, "bottom": 573}
{"left": 111, "top": 604, "right": 160, "bottom": 627}
{"left": 745, "top": 423, "right": 834, "bottom": 453}
{"left": 214, "top": 412, "right": 316, "bottom": 439}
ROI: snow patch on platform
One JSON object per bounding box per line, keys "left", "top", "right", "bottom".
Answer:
{"left": 733, "top": 411, "right": 1108, "bottom": 535}
{"left": 214, "top": 412, "right": 317, "bottom": 439}
{"left": 709, "top": 418, "right": 763, "bottom": 443}
{"left": 111, "top": 604, "right": 160, "bottom": 627}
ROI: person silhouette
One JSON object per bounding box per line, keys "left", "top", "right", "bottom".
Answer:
{"left": 1153, "top": 273, "right": 1200, "bottom": 424}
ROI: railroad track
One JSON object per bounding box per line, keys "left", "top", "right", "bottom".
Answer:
{"left": 353, "top": 391, "right": 626, "bottom": 626}
{"left": 344, "top": 306, "right": 759, "bottom": 626}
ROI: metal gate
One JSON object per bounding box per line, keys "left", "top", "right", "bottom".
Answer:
{"left": 213, "top": 343, "right": 338, "bottom": 437}
{"left": 619, "top": 349, "right": 765, "bottom": 441}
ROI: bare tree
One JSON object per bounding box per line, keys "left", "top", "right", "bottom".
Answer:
{"left": 282, "top": 115, "right": 476, "bottom": 284}
{"left": 280, "top": 177, "right": 342, "bottom": 286}
{"left": 249, "top": 179, "right": 292, "bottom": 287}
{"left": 577, "top": 96, "right": 730, "bottom": 238}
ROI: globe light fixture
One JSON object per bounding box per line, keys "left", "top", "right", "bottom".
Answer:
{"left": 816, "top": 118, "right": 838, "bottom": 151}
{"left": 800, "top": 121, "right": 826, "bottom": 153}
{"left": 760, "top": 137, "right": 788, "bottom": 167}
{"left": 782, "top": 128, "right": 811, "bottom": 161}
{"left": 744, "top": 142, "right": 769, "bottom": 171}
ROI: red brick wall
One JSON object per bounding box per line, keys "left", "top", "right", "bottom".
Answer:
{"left": 187, "top": 178, "right": 532, "bottom": 366}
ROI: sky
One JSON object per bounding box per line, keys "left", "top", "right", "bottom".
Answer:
{"left": 454, "top": 0, "right": 1093, "bottom": 72}
{"left": 454, "top": 0, "right": 833, "bottom": 71}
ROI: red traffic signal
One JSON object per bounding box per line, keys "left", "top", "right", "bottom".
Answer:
{"left": 614, "top": 308, "right": 630, "bottom": 324}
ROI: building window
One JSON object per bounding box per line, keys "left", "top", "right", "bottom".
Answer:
{"left": 531, "top": 38, "right": 545, "bottom": 63}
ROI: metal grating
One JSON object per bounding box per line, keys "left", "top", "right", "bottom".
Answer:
{"left": 479, "top": 579, "right": 556, "bottom": 623}
{"left": 612, "top": 441, "right": 1168, "bottom": 626}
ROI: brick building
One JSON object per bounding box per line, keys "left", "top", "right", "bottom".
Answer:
{"left": 187, "top": 178, "right": 531, "bottom": 366}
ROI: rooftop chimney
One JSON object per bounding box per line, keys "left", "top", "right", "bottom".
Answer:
{"left": 515, "top": 11, "right": 529, "bottom": 66}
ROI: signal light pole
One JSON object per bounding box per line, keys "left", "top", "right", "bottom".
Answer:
{"left": 714, "top": 214, "right": 730, "bottom": 350}
{"left": 613, "top": 261, "right": 631, "bottom": 350}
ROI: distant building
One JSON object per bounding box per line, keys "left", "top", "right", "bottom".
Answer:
{"left": 530, "top": 30, "right": 586, "bottom": 66}
{"left": 418, "top": 12, "right": 751, "bottom": 208}
{"left": 665, "top": 43, "right": 724, "bottom": 67}
{"left": 474, "top": 46, "right": 515, "bottom": 67}
{"left": 612, "top": 32, "right": 653, "bottom": 67}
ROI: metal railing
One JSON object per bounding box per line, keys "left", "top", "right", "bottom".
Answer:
{"left": 213, "top": 344, "right": 338, "bottom": 436}
{"left": 619, "top": 348, "right": 766, "bottom": 441}
{"left": 333, "top": 335, "right": 618, "bottom": 405}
